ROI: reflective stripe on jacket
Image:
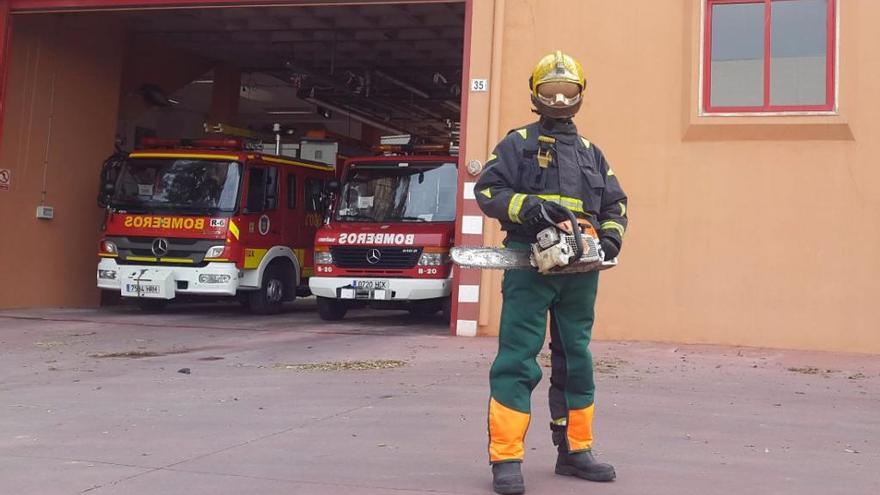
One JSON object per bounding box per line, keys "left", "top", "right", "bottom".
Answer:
{"left": 475, "top": 119, "right": 628, "bottom": 246}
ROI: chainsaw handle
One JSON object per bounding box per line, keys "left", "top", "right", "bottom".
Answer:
{"left": 562, "top": 208, "right": 584, "bottom": 261}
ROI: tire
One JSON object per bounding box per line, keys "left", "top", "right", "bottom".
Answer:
{"left": 248, "top": 264, "right": 288, "bottom": 315}
{"left": 409, "top": 299, "right": 442, "bottom": 318}
{"left": 440, "top": 296, "right": 452, "bottom": 323}
{"left": 317, "top": 297, "right": 348, "bottom": 321}
{"left": 136, "top": 299, "right": 168, "bottom": 312}
{"left": 238, "top": 294, "right": 251, "bottom": 310}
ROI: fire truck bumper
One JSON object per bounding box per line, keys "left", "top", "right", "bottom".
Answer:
{"left": 97, "top": 258, "right": 240, "bottom": 299}
{"left": 309, "top": 276, "right": 452, "bottom": 301}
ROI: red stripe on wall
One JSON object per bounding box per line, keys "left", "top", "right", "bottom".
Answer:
{"left": 461, "top": 201, "right": 484, "bottom": 216}
{"left": 455, "top": 302, "right": 479, "bottom": 321}
{"left": 9, "top": 0, "right": 457, "bottom": 12}
{"left": 449, "top": 0, "right": 474, "bottom": 335}
{"left": 458, "top": 267, "right": 481, "bottom": 285}
{"left": 0, "top": 0, "right": 10, "bottom": 146}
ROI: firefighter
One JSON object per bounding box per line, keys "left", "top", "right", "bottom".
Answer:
{"left": 474, "top": 50, "right": 628, "bottom": 494}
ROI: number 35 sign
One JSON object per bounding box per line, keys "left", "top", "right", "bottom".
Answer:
{"left": 470, "top": 79, "right": 488, "bottom": 92}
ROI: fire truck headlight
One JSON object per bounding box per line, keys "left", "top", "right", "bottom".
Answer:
{"left": 199, "top": 274, "right": 232, "bottom": 284}
{"left": 98, "top": 269, "right": 117, "bottom": 280}
{"left": 418, "top": 253, "right": 446, "bottom": 266}
{"left": 314, "top": 251, "right": 334, "bottom": 265}
{"left": 101, "top": 240, "right": 118, "bottom": 254}
{"left": 205, "top": 245, "right": 226, "bottom": 258}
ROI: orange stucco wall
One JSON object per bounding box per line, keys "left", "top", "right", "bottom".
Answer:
{"left": 465, "top": 0, "right": 880, "bottom": 354}
{"left": 0, "top": 15, "right": 124, "bottom": 308}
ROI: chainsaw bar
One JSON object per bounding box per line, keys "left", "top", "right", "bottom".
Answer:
{"left": 451, "top": 247, "right": 617, "bottom": 274}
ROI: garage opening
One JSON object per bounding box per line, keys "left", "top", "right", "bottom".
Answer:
{"left": 108, "top": 3, "right": 466, "bottom": 313}
{"left": 113, "top": 3, "right": 464, "bottom": 154}
{"left": 0, "top": 2, "right": 465, "bottom": 311}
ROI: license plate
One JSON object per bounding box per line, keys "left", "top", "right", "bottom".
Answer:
{"left": 353, "top": 280, "right": 388, "bottom": 290}
{"left": 123, "top": 283, "right": 162, "bottom": 297}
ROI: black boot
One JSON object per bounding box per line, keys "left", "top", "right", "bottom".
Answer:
{"left": 551, "top": 423, "right": 616, "bottom": 482}
{"left": 491, "top": 461, "right": 525, "bottom": 494}
{"left": 556, "top": 449, "right": 616, "bottom": 481}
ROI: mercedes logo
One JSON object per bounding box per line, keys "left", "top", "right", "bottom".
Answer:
{"left": 151, "top": 238, "right": 169, "bottom": 258}
{"left": 366, "top": 248, "right": 382, "bottom": 265}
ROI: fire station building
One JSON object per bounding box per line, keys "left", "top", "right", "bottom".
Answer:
{"left": 1, "top": 1, "right": 877, "bottom": 354}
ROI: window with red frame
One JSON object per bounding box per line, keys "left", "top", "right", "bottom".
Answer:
{"left": 703, "top": 0, "right": 836, "bottom": 113}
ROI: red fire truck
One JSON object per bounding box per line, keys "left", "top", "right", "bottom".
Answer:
{"left": 309, "top": 152, "right": 458, "bottom": 321}
{"left": 96, "top": 137, "right": 335, "bottom": 314}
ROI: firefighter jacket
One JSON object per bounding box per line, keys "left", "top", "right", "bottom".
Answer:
{"left": 475, "top": 118, "right": 628, "bottom": 247}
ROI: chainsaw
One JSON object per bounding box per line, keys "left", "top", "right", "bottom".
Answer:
{"left": 451, "top": 208, "right": 617, "bottom": 274}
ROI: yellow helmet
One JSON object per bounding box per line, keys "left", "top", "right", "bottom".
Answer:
{"left": 529, "top": 50, "right": 586, "bottom": 119}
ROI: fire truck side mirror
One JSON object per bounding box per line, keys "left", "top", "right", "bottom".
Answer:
{"left": 97, "top": 182, "right": 115, "bottom": 208}
{"left": 97, "top": 153, "right": 123, "bottom": 208}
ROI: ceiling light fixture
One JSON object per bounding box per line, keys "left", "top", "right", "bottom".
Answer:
{"left": 443, "top": 101, "right": 461, "bottom": 112}
{"left": 374, "top": 70, "right": 430, "bottom": 99}
{"left": 302, "top": 96, "right": 406, "bottom": 135}
{"left": 265, "top": 109, "right": 314, "bottom": 115}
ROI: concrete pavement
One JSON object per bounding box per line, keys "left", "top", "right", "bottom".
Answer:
{"left": 1, "top": 299, "right": 878, "bottom": 494}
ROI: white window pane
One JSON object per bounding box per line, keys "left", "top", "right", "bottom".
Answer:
{"left": 710, "top": 2, "right": 765, "bottom": 107}
{"left": 770, "top": 0, "right": 828, "bottom": 106}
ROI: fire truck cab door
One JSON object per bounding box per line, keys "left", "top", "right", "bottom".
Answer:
{"left": 281, "top": 170, "right": 308, "bottom": 269}
{"left": 242, "top": 165, "right": 284, "bottom": 258}
{"left": 302, "top": 176, "right": 327, "bottom": 233}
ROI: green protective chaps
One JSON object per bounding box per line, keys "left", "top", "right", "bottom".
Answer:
{"left": 488, "top": 261, "right": 599, "bottom": 463}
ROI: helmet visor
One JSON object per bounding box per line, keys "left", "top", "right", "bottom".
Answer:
{"left": 536, "top": 81, "right": 582, "bottom": 107}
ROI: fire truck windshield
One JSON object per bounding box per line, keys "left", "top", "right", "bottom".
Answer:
{"left": 110, "top": 158, "right": 241, "bottom": 214}
{"left": 337, "top": 162, "right": 457, "bottom": 223}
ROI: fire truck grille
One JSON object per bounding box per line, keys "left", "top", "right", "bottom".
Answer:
{"left": 330, "top": 247, "right": 423, "bottom": 269}
{"left": 110, "top": 236, "right": 219, "bottom": 266}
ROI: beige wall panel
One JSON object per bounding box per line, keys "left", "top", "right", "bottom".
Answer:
{"left": 473, "top": 0, "right": 880, "bottom": 353}
{"left": 0, "top": 15, "right": 124, "bottom": 308}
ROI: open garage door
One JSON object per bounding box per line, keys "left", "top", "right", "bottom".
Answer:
{"left": 1, "top": 0, "right": 468, "bottom": 143}
{"left": 0, "top": 0, "right": 468, "bottom": 310}
{"left": 113, "top": 3, "right": 464, "bottom": 148}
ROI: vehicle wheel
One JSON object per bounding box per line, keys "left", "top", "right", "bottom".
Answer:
{"left": 136, "top": 299, "right": 168, "bottom": 312}
{"left": 440, "top": 296, "right": 452, "bottom": 323}
{"left": 317, "top": 297, "right": 348, "bottom": 321}
{"left": 238, "top": 294, "right": 251, "bottom": 310}
{"left": 409, "top": 300, "right": 442, "bottom": 318}
{"left": 249, "top": 264, "right": 288, "bottom": 315}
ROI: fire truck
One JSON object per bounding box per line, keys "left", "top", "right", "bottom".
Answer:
{"left": 96, "top": 137, "right": 335, "bottom": 314}
{"left": 309, "top": 147, "right": 458, "bottom": 321}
